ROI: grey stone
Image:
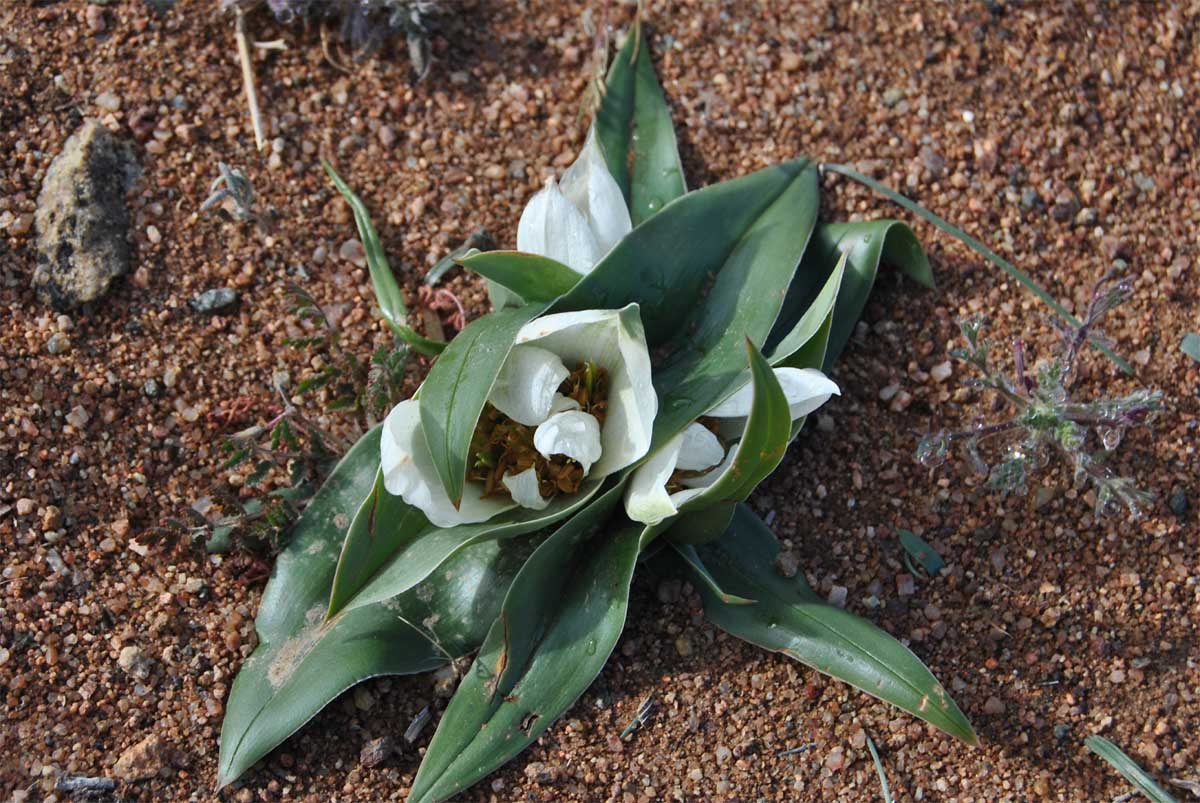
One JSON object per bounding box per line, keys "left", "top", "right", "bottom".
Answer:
{"left": 1168, "top": 487, "right": 1188, "bottom": 517}
{"left": 34, "top": 120, "right": 139, "bottom": 310}
{"left": 188, "top": 287, "right": 239, "bottom": 314}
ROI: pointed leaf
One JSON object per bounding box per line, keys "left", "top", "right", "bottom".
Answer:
{"left": 419, "top": 302, "right": 548, "bottom": 506}
{"left": 326, "top": 469, "right": 428, "bottom": 616}
{"left": 408, "top": 487, "right": 641, "bottom": 803}
{"left": 322, "top": 159, "right": 407, "bottom": 327}
{"left": 217, "top": 428, "right": 535, "bottom": 787}
{"left": 596, "top": 19, "right": 686, "bottom": 224}
{"left": 677, "top": 340, "right": 792, "bottom": 509}
{"left": 668, "top": 540, "right": 754, "bottom": 605}
{"left": 1085, "top": 736, "right": 1178, "bottom": 803}
{"left": 458, "top": 250, "right": 581, "bottom": 302}
{"left": 554, "top": 159, "right": 818, "bottom": 350}
{"left": 341, "top": 479, "right": 606, "bottom": 613}
{"left": 671, "top": 504, "right": 978, "bottom": 745}
{"left": 767, "top": 253, "right": 845, "bottom": 368}
{"left": 771, "top": 220, "right": 932, "bottom": 370}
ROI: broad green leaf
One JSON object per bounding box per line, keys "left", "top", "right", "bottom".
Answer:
{"left": 1182, "top": 333, "right": 1200, "bottom": 363}
{"left": 408, "top": 488, "right": 641, "bottom": 803}
{"left": 554, "top": 159, "right": 819, "bottom": 349}
{"left": 418, "top": 303, "right": 547, "bottom": 506}
{"left": 671, "top": 504, "right": 978, "bottom": 745}
{"left": 326, "top": 469, "right": 427, "bottom": 617}
{"left": 595, "top": 18, "right": 686, "bottom": 224}
{"left": 823, "top": 162, "right": 1131, "bottom": 374}
{"left": 340, "top": 479, "right": 606, "bottom": 613}
{"left": 772, "top": 220, "right": 932, "bottom": 371}
{"left": 768, "top": 253, "right": 845, "bottom": 368}
{"left": 459, "top": 250, "right": 580, "bottom": 302}
{"left": 668, "top": 541, "right": 754, "bottom": 605}
{"left": 217, "top": 428, "right": 535, "bottom": 787}
{"left": 663, "top": 502, "right": 735, "bottom": 548}
{"left": 676, "top": 340, "right": 792, "bottom": 510}
{"left": 1085, "top": 736, "right": 1178, "bottom": 803}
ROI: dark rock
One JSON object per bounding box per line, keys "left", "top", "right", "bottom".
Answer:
{"left": 188, "top": 287, "right": 239, "bottom": 314}
{"left": 1050, "top": 192, "right": 1079, "bottom": 222}
{"left": 359, "top": 736, "right": 394, "bottom": 769}
{"left": 34, "top": 120, "right": 139, "bottom": 310}
{"left": 1168, "top": 487, "right": 1188, "bottom": 517}
{"left": 1020, "top": 187, "right": 1041, "bottom": 210}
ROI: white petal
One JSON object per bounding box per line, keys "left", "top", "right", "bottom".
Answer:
{"left": 678, "top": 445, "right": 737, "bottom": 489}
{"left": 704, "top": 367, "right": 840, "bottom": 421}
{"left": 623, "top": 433, "right": 684, "bottom": 525}
{"left": 380, "top": 399, "right": 514, "bottom": 528}
{"left": 776, "top": 367, "right": 841, "bottom": 419}
{"left": 549, "top": 393, "right": 580, "bottom": 414}
{"left": 561, "top": 126, "right": 632, "bottom": 255}
{"left": 533, "top": 410, "right": 602, "bottom": 475}
{"left": 501, "top": 467, "right": 549, "bottom": 511}
{"left": 489, "top": 345, "right": 569, "bottom": 427}
{"left": 516, "top": 177, "right": 602, "bottom": 274}
{"left": 675, "top": 423, "right": 725, "bottom": 472}
{"left": 516, "top": 306, "right": 656, "bottom": 478}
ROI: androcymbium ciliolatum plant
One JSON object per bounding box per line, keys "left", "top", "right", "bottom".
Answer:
{"left": 219, "top": 19, "right": 977, "bottom": 800}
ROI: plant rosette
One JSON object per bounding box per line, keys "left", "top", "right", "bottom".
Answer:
{"left": 382, "top": 306, "right": 655, "bottom": 527}
{"left": 218, "top": 17, "right": 989, "bottom": 802}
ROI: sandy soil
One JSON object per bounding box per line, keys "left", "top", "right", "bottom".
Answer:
{"left": 2, "top": 1, "right": 1197, "bottom": 801}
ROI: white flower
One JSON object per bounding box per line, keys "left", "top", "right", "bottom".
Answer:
{"left": 624, "top": 368, "right": 840, "bottom": 526}
{"left": 516, "top": 126, "right": 631, "bottom": 275}
{"left": 382, "top": 307, "right": 656, "bottom": 528}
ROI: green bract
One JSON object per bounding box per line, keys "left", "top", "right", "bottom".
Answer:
{"left": 220, "top": 20, "right": 976, "bottom": 800}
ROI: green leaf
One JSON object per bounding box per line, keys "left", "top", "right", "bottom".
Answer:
{"left": 325, "top": 469, "right": 428, "bottom": 617}
{"left": 322, "top": 159, "right": 407, "bottom": 328}
{"left": 668, "top": 541, "right": 754, "bottom": 605}
{"left": 676, "top": 340, "right": 792, "bottom": 511}
{"left": 898, "top": 528, "right": 946, "bottom": 576}
{"left": 339, "top": 479, "right": 607, "bottom": 614}
{"left": 418, "top": 303, "right": 547, "bottom": 506}
{"left": 555, "top": 159, "right": 818, "bottom": 351}
{"left": 595, "top": 18, "right": 686, "bottom": 224}
{"left": 1085, "top": 736, "right": 1178, "bottom": 803}
{"left": 1182, "top": 333, "right": 1200, "bottom": 363}
{"left": 408, "top": 487, "right": 641, "bottom": 803}
{"left": 773, "top": 220, "right": 932, "bottom": 371}
{"left": 459, "top": 250, "right": 580, "bottom": 302}
{"left": 767, "top": 253, "right": 845, "bottom": 369}
{"left": 394, "top": 325, "right": 447, "bottom": 357}
{"left": 217, "top": 427, "right": 535, "bottom": 788}
{"left": 822, "top": 162, "right": 1131, "bottom": 374}
{"left": 670, "top": 504, "right": 978, "bottom": 745}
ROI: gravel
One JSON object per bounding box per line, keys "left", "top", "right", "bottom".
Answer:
{"left": 1, "top": 2, "right": 1196, "bottom": 802}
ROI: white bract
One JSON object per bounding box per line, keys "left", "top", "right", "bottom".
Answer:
{"left": 624, "top": 368, "right": 840, "bottom": 526}
{"left": 516, "top": 126, "right": 631, "bottom": 275}
{"left": 382, "top": 307, "right": 655, "bottom": 528}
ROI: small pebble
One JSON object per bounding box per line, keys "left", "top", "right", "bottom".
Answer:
{"left": 95, "top": 90, "right": 122, "bottom": 112}
{"left": 1167, "top": 487, "right": 1188, "bottom": 516}
{"left": 339, "top": 238, "right": 367, "bottom": 267}
{"left": 983, "top": 696, "right": 1006, "bottom": 714}
{"left": 188, "top": 287, "right": 239, "bottom": 314}
{"left": 47, "top": 332, "right": 71, "bottom": 355}
{"left": 359, "top": 736, "right": 393, "bottom": 768}
{"left": 16, "top": 498, "right": 35, "bottom": 516}
{"left": 145, "top": 224, "right": 161, "bottom": 244}
{"left": 878, "top": 382, "right": 900, "bottom": 401}
{"left": 354, "top": 687, "right": 376, "bottom": 711}
{"left": 143, "top": 379, "right": 160, "bottom": 398}
{"left": 896, "top": 573, "right": 915, "bottom": 597}
{"left": 929, "top": 361, "right": 953, "bottom": 383}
